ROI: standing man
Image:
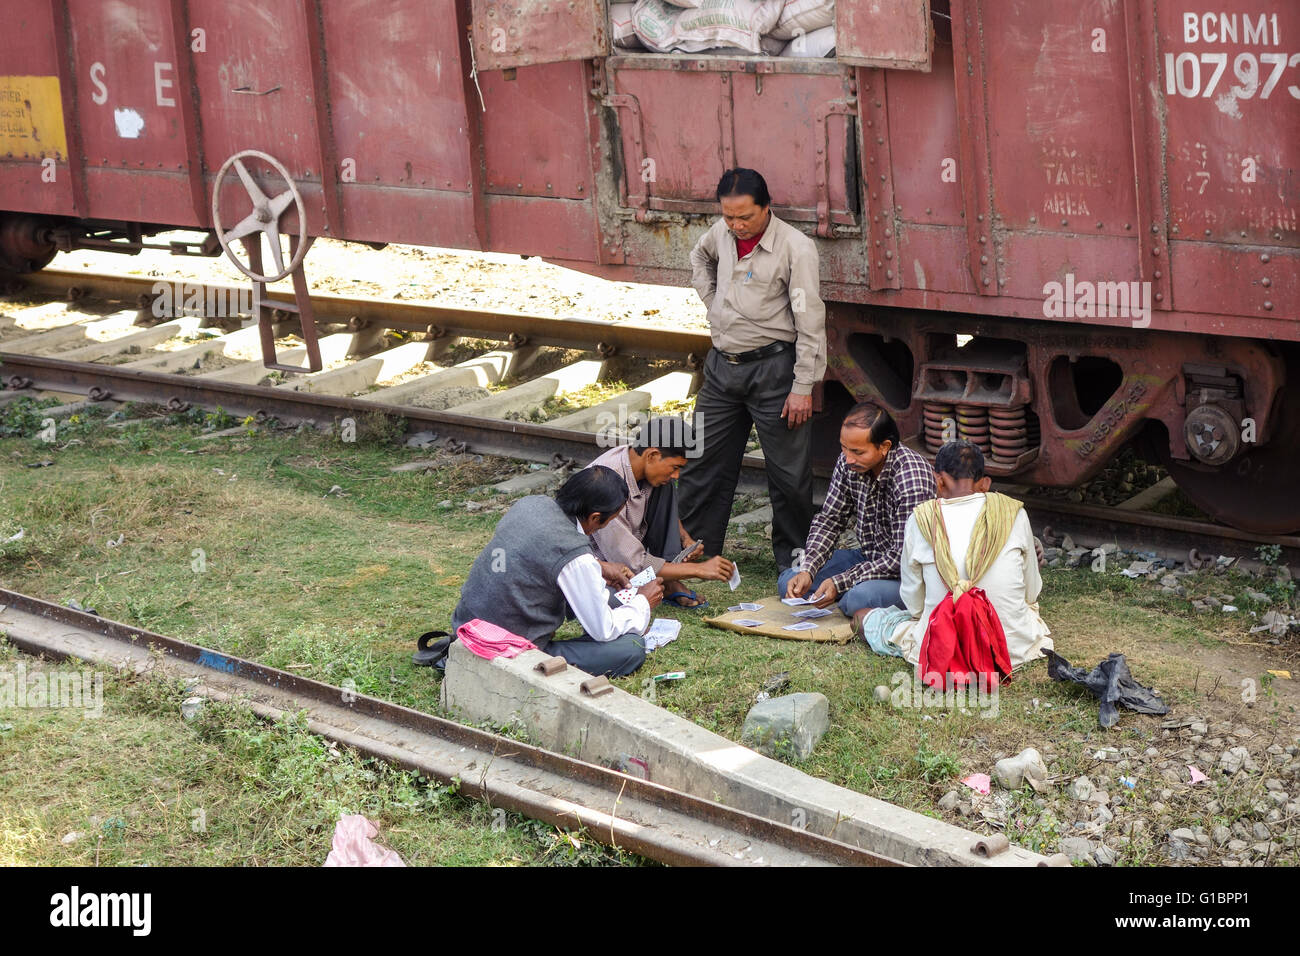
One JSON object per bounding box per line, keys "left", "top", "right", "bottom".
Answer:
{"left": 678, "top": 168, "right": 826, "bottom": 571}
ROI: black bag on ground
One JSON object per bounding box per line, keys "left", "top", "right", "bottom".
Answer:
{"left": 1044, "top": 649, "right": 1170, "bottom": 728}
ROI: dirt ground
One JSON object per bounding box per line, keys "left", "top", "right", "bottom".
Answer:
{"left": 50, "top": 233, "right": 710, "bottom": 333}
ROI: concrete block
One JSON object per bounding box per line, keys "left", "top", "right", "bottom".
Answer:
{"left": 492, "top": 469, "right": 565, "bottom": 496}
{"left": 729, "top": 505, "right": 773, "bottom": 528}
{"left": 441, "top": 640, "right": 1046, "bottom": 866}
{"left": 742, "top": 693, "right": 829, "bottom": 761}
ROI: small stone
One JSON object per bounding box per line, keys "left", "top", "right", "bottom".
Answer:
{"left": 1245, "top": 590, "right": 1271, "bottom": 603}
{"left": 437, "top": 499, "right": 452, "bottom": 508}
{"left": 1252, "top": 842, "right": 1273, "bottom": 856}
{"left": 1190, "top": 720, "right": 1208, "bottom": 735}
{"left": 994, "top": 747, "right": 1048, "bottom": 790}
{"left": 873, "top": 685, "right": 891, "bottom": 703}
{"left": 1093, "top": 845, "right": 1118, "bottom": 866}
{"left": 1058, "top": 837, "right": 1095, "bottom": 863}
{"left": 1268, "top": 790, "right": 1288, "bottom": 806}
{"left": 1150, "top": 802, "right": 1167, "bottom": 814}
{"left": 1169, "top": 827, "right": 1196, "bottom": 842}
{"left": 1206, "top": 800, "right": 1222, "bottom": 814}
{"left": 956, "top": 801, "right": 973, "bottom": 817}
{"left": 1252, "top": 822, "right": 1271, "bottom": 840}
{"left": 741, "top": 693, "right": 830, "bottom": 762}
{"left": 1218, "top": 747, "right": 1249, "bottom": 774}
{"left": 1144, "top": 747, "right": 1161, "bottom": 758}
{"left": 1061, "top": 534, "right": 1075, "bottom": 551}
{"left": 465, "top": 500, "right": 484, "bottom": 512}
{"left": 1205, "top": 596, "right": 1223, "bottom": 609}
{"left": 60, "top": 832, "right": 82, "bottom": 846}
{"left": 1265, "top": 778, "right": 1284, "bottom": 790}
{"left": 1194, "top": 832, "right": 1212, "bottom": 847}
{"left": 1094, "top": 805, "right": 1114, "bottom": 825}
{"left": 1227, "top": 839, "right": 1249, "bottom": 853}
{"left": 1166, "top": 839, "right": 1192, "bottom": 861}
{"left": 1212, "top": 825, "right": 1231, "bottom": 845}
{"left": 938, "top": 791, "right": 959, "bottom": 812}
{"left": 1067, "top": 776, "right": 1095, "bottom": 801}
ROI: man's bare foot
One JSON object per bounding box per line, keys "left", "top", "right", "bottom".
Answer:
{"left": 664, "top": 588, "right": 706, "bottom": 608}
{"left": 852, "top": 607, "right": 872, "bottom": 637}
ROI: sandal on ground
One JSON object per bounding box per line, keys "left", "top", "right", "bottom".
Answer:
{"left": 413, "top": 630, "right": 453, "bottom": 669}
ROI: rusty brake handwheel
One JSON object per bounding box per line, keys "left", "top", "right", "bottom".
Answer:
{"left": 211, "top": 149, "right": 308, "bottom": 284}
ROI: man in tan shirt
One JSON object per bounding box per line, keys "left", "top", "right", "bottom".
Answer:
{"left": 584, "top": 417, "right": 736, "bottom": 607}
{"left": 678, "top": 167, "right": 827, "bottom": 571}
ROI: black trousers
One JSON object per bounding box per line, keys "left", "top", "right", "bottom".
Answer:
{"left": 677, "top": 346, "right": 814, "bottom": 570}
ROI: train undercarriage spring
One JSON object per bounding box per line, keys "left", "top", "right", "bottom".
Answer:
{"left": 923, "top": 402, "right": 1038, "bottom": 465}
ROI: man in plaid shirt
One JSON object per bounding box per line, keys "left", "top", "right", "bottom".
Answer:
{"left": 779, "top": 405, "right": 935, "bottom": 615}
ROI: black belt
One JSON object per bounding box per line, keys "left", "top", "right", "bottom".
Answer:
{"left": 716, "top": 340, "right": 793, "bottom": 364}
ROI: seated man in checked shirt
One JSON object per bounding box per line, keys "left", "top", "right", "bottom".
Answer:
{"left": 779, "top": 404, "right": 935, "bottom": 616}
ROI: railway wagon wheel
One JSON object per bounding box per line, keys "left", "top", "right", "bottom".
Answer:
{"left": 210, "top": 150, "right": 309, "bottom": 284}
{"left": 1150, "top": 351, "right": 1300, "bottom": 535}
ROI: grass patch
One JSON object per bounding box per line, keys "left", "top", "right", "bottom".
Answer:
{"left": 1, "top": 409, "right": 1296, "bottom": 865}
{"left": 0, "top": 641, "right": 637, "bottom": 866}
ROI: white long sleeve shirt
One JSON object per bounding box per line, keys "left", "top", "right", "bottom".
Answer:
{"left": 556, "top": 550, "right": 650, "bottom": 643}
{"left": 892, "top": 493, "right": 1052, "bottom": 668}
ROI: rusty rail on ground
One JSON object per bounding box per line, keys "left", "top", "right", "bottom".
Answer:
{"left": 0, "top": 587, "right": 899, "bottom": 867}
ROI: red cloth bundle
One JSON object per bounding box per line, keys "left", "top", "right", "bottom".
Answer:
{"left": 917, "top": 587, "right": 1013, "bottom": 689}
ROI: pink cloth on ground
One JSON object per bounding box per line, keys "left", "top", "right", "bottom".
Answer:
{"left": 456, "top": 618, "right": 538, "bottom": 660}
{"left": 323, "top": 814, "right": 406, "bottom": 867}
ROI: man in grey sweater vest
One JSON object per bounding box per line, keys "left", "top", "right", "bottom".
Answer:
{"left": 451, "top": 466, "right": 664, "bottom": 678}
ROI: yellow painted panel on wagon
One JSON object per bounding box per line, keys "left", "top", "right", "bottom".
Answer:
{"left": 0, "top": 76, "right": 67, "bottom": 160}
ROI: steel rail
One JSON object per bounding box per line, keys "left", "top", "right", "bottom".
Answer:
{"left": 0, "top": 587, "right": 898, "bottom": 867}
{"left": 1017, "top": 495, "right": 1300, "bottom": 567}
{"left": 22, "top": 269, "right": 715, "bottom": 360}
{"left": 0, "top": 350, "right": 774, "bottom": 488}
{"left": 7, "top": 272, "right": 1296, "bottom": 560}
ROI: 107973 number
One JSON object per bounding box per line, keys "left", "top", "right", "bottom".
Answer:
{"left": 1164, "top": 50, "right": 1300, "bottom": 100}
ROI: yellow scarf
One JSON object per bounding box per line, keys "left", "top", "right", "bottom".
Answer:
{"left": 913, "top": 492, "right": 1023, "bottom": 603}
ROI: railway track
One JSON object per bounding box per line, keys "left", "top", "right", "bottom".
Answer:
{"left": 3, "top": 268, "right": 1299, "bottom": 569}
{"left": 0, "top": 586, "right": 896, "bottom": 867}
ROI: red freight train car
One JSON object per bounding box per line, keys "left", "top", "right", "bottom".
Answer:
{"left": 0, "top": 1, "right": 1296, "bottom": 532}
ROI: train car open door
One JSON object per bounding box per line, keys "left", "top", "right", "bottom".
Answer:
{"left": 837, "top": 0, "right": 934, "bottom": 71}
{"left": 468, "top": 0, "right": 609, "bottom": 70}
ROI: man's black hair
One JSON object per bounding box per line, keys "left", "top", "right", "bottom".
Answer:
{"left": 556, "top": 465, "right": 628, "bottom": 521}
{"left": 633, "top": 415, "right": 694, "bottom": 459}
{"left": 716, "top": 168, "right": 771, "bottom": 208}
{"left": 841, "top": 402, "right": 900, "bottom": 448}
{"left": 934, "top": 439, "right": 986, "bottom": 481}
